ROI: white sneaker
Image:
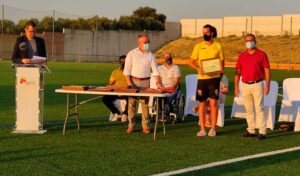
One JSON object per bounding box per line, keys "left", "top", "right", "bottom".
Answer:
{"left": 121, "top": 114, "right": 128, "bottom": 122}
{"left": 111, "top": 114, "right": 121, "bottom": 121}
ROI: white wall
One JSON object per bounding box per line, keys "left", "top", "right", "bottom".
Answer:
{"left": 181, "top": 14, "right": 300, "bottom": 38}
{"left": 63, "top": 22, "right": 181, "bottom": 62}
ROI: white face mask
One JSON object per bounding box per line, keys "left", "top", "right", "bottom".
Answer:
{"left": 245, "top": 41, "right": 256, "bottom": 49}
{"left": 143, "top": 43, "right": 150, "bottom": 51}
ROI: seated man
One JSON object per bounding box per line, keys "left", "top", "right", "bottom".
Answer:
{"left": 157, "top": 52, "right": 181, "bottom": 120}
{"left": 193, "top": 74, "right": 229, "bottom": 127}
{"left": 103, "top": 55, "right": 128, "bottom": 122}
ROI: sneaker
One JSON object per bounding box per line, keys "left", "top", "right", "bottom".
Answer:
{"left": 111, "top": 114, "right": 121, "bottom": 121}
{"left": 127, "top": 127, "right": 134, "bottom": 133}
{"left": 243, "top": 132, "right": 256, "bottom": 138}
{"left": 257, "top": 134, "right": 266, "bottom": 140}
{"left": 121, "top": 114, "right": 128, "bottom": 122}
{"left": 196, "top": 130, "right": 207, "bottom": 137}
{"left": 143, "top": 128, "right": 151, "bottom": 134}
{"left": 208, "top": 129, "right": 216, "bottom": 137}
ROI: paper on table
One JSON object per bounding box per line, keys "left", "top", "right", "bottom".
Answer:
{"left": 30, "top": 56, "right": 47, "bottom": 64}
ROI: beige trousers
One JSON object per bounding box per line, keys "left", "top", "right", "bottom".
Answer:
{"left": 128, "top": 79, "right": 150, "bottom": 129}
{"left": 242, "top": 81, "right": 266, "bottom": 135}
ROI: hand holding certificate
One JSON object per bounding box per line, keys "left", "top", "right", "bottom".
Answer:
{"left": 200, "top": 58, "right": 222, "bottom": 75}
{"left": 30, "top": 56, "right": 47, "bottom": 65}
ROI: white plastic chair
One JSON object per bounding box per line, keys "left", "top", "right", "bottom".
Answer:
{"left": 190, "top": 95, "right": 226, "bottom": 127}
{"left": 263, "top": 81, "right": 278, "bottom": 130}
{"left": 231, "top": 80, "right": 279, "bottom": 130}
{"left": 230, "top": 78, "right": 245, "bottom": 118}
{"left": 278, "top": 78, "right": 300, "bottom": 131}
{"left": 184, "top": 74, "right": 198, "bottom": 117}
{"left": 108, "top": 99, "right": 127, "bottom": 121}
{"left": 185, "top": 74, "right": 225, "bottom": 127}
{"left": 217, "top": 103, "right": 225, "bottom": 127}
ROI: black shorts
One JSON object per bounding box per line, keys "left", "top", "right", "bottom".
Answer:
{"left": 195, "top": 77, "right": 221, "bottom": 102}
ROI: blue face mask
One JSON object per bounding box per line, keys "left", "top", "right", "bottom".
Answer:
{"left": 245, "top": 41, "right": 256, "bottom": 49}
{"left": 143, "top": 43, "right": 150, "bottom": 51}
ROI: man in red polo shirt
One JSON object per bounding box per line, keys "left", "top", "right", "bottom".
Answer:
{"left": 234, "top": 33, "right": 270, "bottom": 140}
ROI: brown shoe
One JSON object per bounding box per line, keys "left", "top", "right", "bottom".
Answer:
{"left": 143, "top": 128, "right": 151, "bottom": 134}
{"left": 127, "top": 127, "right": 134, "bottom": 133}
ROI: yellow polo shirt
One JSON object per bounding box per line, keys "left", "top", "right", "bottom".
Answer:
{"left": 110, "top": 68, "right": 127, "bottom": 88}
{"left": 190, "top": 41, "right": 224, "bottom": 79}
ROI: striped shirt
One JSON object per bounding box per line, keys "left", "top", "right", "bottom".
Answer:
{"left": 123, "top": 48, "right": 160, "bottom": 78}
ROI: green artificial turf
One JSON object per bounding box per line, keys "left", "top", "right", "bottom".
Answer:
{"left": 0, "top": 61, "right": 300, "bottom": 176}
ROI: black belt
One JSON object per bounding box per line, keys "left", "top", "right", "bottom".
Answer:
{"left": 243, "top": 79, "right": 263, "bottom": 84}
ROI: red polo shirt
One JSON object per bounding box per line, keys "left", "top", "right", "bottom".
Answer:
{"left": 236, "top": 49, "right": 270, "bottom": 83}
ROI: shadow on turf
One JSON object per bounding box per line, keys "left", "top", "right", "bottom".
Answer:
{"left": 43, "top": 116, "right": 128, "bottom": 133}
{"left": 0, "top": 147, "right": 65, "bottom": 164}
{"left": 176, "top": 150, "right": 300, "bottom": 176}
{"left": 43, "top": 115, "right": 249, "bottom": 135}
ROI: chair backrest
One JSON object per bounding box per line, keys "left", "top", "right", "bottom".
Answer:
{"left": 264, "top": 80, "right": 278, "bottom": 106}
{"left": 185, "top": 74, "right": 198, "bottom": 97}
{"left": 282, "top": 78, "right": 300, "bottom": 101}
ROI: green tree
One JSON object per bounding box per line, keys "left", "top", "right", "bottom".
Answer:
{"left": 2, "top": 19, "right": 16, "bottom": 34}
{"left": 55, "top": 18, "right": 74, "bottom": 31}
{"left": 127, "top": 6, "right": 165, "bottom": 30}
{"left": 118, "top": 16, "right": 133, "bottom": 30}
{"left": 76, "top": 18, "right": 91, "bottom": 30}
{"left": 133, "top": 6, "right": 157, "bottom": 18}
{"left": 39, "top": 16, "right": 53, "bottom": 32}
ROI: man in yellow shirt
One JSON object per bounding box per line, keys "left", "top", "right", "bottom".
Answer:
{"left": 189, "top": 24, "right": 225, "bottom": 137}
{"left": 103, "top": 55, "right": 128, "bottom": 122}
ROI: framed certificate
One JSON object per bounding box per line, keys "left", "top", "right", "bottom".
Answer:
{"left": 200, "top": 58, "right": 222, "bottom": 75}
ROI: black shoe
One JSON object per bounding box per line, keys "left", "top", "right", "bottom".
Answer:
{"left": 243, "top": 132, "right": 256, "bottom": 138}
{"left": 257, "top": 134, "right": 266, "bottom": 140}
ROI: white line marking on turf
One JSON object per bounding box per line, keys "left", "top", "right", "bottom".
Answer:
{"left": 152, "top": 146, "right": 300, "bottom": 176}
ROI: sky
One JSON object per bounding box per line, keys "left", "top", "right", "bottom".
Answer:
{"left": 0, "top": 0, "right": 299, "bottom": 22}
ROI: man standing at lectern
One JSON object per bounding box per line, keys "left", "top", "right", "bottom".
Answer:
{"left": 12, "top": 20, "right": 46, "bottom": 64}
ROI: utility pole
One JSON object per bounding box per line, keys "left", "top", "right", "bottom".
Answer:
{"left": 52, "top": 10, "right": 55, "bottom": 61}
{"left": 288, "top": 17, "right": 293, "bottom": 71}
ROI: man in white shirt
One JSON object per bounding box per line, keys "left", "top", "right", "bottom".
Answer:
{"left": 158, "top": 52, "right": 181, "bottom": 119}
{"left": 123, "top": 34, "right": 162, "bottom": 134}
{"left": 158, "top": 52, "right": 181, "bottom": 90}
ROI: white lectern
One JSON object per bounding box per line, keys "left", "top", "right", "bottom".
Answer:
{"left": 12, "top": 64, "right": 47, "bottom": 134}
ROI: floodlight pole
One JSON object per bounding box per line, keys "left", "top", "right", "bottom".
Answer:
{"left": 95, "top": 15, "right": 98, "bottom": 62}
{"left": 52, "top": 10, "right": 55, "bottom": 61}
{"left": 288, "top": 17, "right": 293, "bottom": 71}
{"left": 245, "top": 18, "right": 248, "bottom": 35}
{"left": 1, "top": 5, "right": 4, "bottom": 59}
